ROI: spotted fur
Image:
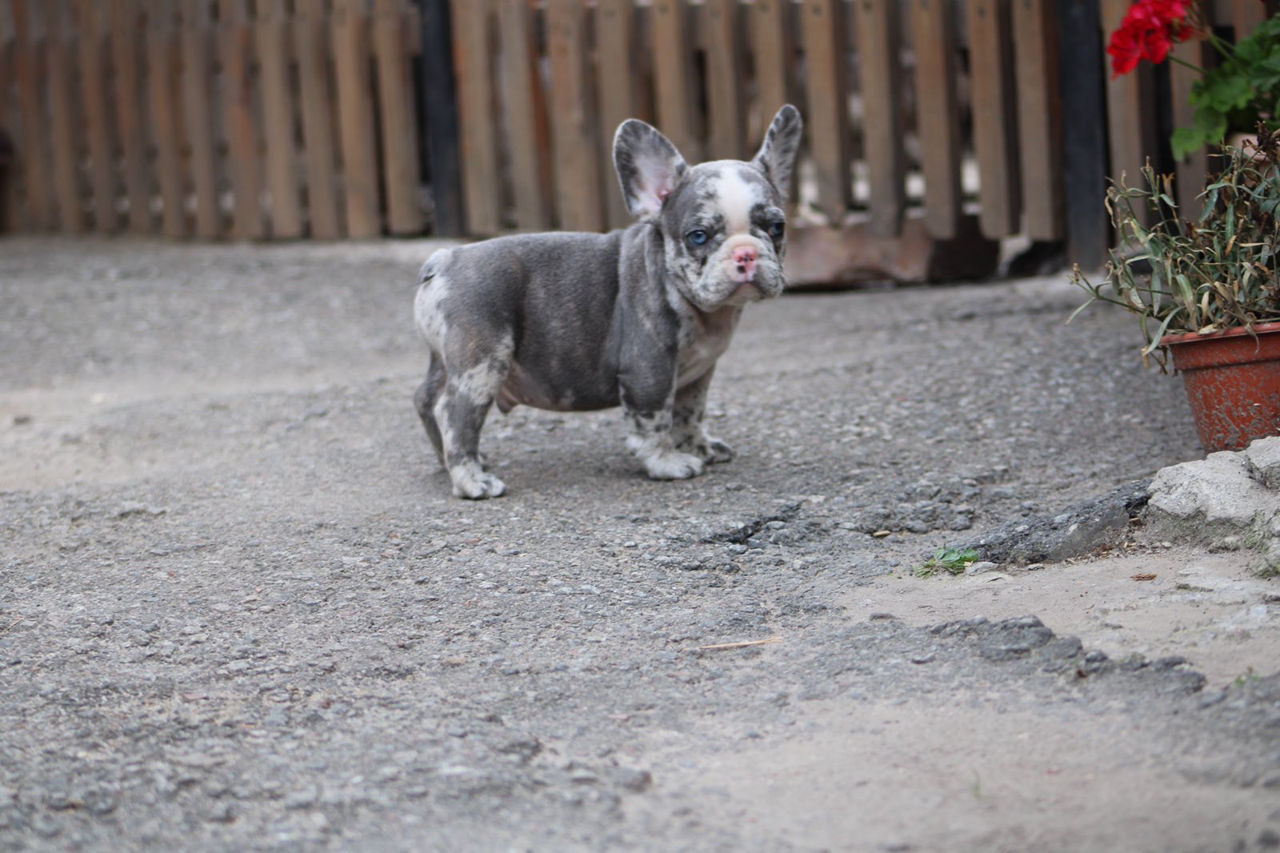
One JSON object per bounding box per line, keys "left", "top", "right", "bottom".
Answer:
{"left": 412, "top": 106, "right": 803, "bottom": 498}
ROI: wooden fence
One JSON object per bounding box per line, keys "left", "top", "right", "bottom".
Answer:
{"left": 0, "top": 1, "right": 1275, "bottom": 281}
{"left": 452, "top": 0, "right": 1060, "bottom": 244}
{"left": 450, "top": 0, "right": 1274, "bottom": 278}
{"left": 0, "top": 0, "right": 424, "bottom": 240}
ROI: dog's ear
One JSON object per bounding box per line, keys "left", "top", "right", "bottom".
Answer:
{"left": 613, "top": 119, "right": 688, "bottom": 220}
{"left": 752, "top": 105, "right": 803, "bottom": 199}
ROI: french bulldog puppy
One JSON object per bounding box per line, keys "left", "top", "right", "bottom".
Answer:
{"left": 413, "top": 105, "right": 803, "bottom": 498}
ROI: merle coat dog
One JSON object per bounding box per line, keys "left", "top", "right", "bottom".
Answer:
{"left": 413, "top": 105, "right": 803, "bottom": 498}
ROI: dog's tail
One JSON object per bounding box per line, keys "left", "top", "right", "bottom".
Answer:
{"left": 418, "top": 248, "right": 454, "bottom": 286}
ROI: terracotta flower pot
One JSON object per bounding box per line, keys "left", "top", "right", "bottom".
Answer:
{"left": 1162, "top": 321, "right": 1280, "bottom": 452}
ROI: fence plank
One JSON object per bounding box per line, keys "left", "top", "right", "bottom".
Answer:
{"left": 0, "top": 22, "right": 14, "bottom": 230}
{"left": 801, "top": 0, "right": 852, "bottom": 223}
{"left": 1170, "top": 35, "right": 1210, "bottom": 219}
{"left": 147, "top": 0, "right": 185, "bottom": 237}
{"left": 704, "top": 0, "right": 745, "bottom": 161}
{"left": 450, "top": 0, "right": 502, "bottom": 234}
{"left": 416, "top": 0, "right": 463, "bottom": 235}
{"left": 75, "top": 0, "right": 117, "bottom": 232}
{"left": 1057, "top": 0, "right": 1106, "bottom": 269}
{"left": 220, "top": 0, "right": 265, "bottom": 240}
{"left": 750, "top": 0, "right": 792, "bottom": 129}
{"left": 47, "top": 1, "right": 83, "bottom": 233}
{"left": 650, "top": 0, "right": 699, "bottom": 160}
{"left": 1230, "top": 0, "right": 1268, "bottom": 34}
{"left": 498, "top": 0, "right": 551, "bottom": 231}
{"left": 909, "top": 0, "right": 962, "bottom": 239}
{"left": 111, "top": 0, "right": 151, "bottom": 233}
{"left": 181, "top": 0, "right": 221, "bottom": 239}
{"left": 294, "top": 0, "right": 342, "bottom": 238}
{"left": 1012, "top": 0, "right": 1063, "bottom": 240}
{"left": 11, "top": 0, "right": 53, "bottom": 229}
{"left": 547, "top": 0, "right": 603, "bottom": 231}
{"left": 965, "top": 0, "right": 1020, "bottom": 238}
{"left": 596, "top": 0, "right": 636, "bottom": 229}
{"left": 256, "top": 0, "right": 303, "bottom": 239}
{"left": 853, "top": 0, "right": 905, "bottom": 237}
{"left": 1102, "top": 0, "right": 1156, "bottom": 226}
{"left": 373, "top": 0, "right": 424, "bottom": 234}
{"left": 332, "top": 0, "right": 381, "bottom": 238}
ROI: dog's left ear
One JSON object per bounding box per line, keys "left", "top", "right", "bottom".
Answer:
{"left": 614, "top": 119, "right": 688, "bottom": 220}
{"left": 753, "top": 105, "right": 803, "bottom": 199}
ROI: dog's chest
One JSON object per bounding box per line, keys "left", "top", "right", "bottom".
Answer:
{"left": 676, "top": 305, "right": 741, "bottom": 387}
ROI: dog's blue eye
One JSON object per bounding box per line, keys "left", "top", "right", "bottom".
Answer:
{"left": 686, "top": 230, "right": 709, "bottom": 248}
{"left": 768, "top": 221, "right": 785, "bottom": 240}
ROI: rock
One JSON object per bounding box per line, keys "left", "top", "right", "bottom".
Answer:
{"left": 1210, "top": 534, "right": 1245, "bottom": 552}
{"left": 1263, "top": 541, "right": 1280, "bottom": 572}
{"left": 957, "top": 482, "right": 1149, "bottom": 565}
{"left": 206, "top": 803, "right": 236, "bottom": 823}
{"left": 850, "top": 506, "right": 892, "bottom": 533}
{"left": 1243, "top": 437, "right": 1280, "bottom": 490}
{"left": 1148, "top": 451, "right": 1280, "bottom": 537}
{"left": 285, "top": 785, "right": 320, "bottom": 810}
{"left": 978, "top": 615, "right": 1055, "bottom": 661}
{"left": 615, "top": 767, "right": 652, "bottom": 793}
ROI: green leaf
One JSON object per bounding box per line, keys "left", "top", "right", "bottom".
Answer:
{"left": 1174, "top": 273, "right": 1196, "bottom": 307}
{"left": 1204, "top": 71, "right": 1255, "bottom": 112}
{"left": 1144, "top": 309, "right": 1185, "bottom": 352}
{"left": 1172, "top": 127, "right": 1204, "bottom": 161}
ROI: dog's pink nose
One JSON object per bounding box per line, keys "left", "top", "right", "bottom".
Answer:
{"left": 733, "top": 245, "right": 758, "bottom": 277}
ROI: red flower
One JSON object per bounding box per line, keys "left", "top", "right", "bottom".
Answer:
{"left": 1109, "top": 26, "right": 1145, "bottom": 76}
{"left": 1107, "top": 0, "right": 1199, "bottom": 77}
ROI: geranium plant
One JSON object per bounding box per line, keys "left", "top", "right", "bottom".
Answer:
{"left": 1108, "top": 0, "right": 1280, "bottom": 158}
{"left": 1071, "top": 124, "right": 1280, "bottom": 368}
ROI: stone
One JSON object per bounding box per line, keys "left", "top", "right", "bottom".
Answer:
{"left": 1148, "top": 451, "right": 1279, "bottom": 534}
{"left": 1243, "top": 436, "right": 1280, "bottom": 490}
{"left": 285, "top": 786, "right": 320, "bottom": 810}
{"left": 615, "top": 767, "right": 652, "bottom": 793}
{"left": 956, "top": 482, "right": 1149, "bottom": 565}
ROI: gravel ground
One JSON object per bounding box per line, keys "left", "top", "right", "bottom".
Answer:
{"left": 1, "top": 236, "right": 1278, "bottom": 852}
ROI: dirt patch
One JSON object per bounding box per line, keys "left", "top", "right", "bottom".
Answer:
{"left": 846, "top": 545, "right": 1279, "bottom": 690}
{"left": 641, "top": 699, "right": 1274, "bottom": 853}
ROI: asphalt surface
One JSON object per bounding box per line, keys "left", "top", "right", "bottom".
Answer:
{"left": 1, "top": 236, "right": 1278, "bottom": 852}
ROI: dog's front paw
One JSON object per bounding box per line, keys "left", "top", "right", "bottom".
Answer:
{"left": 675, "top": 432, "right": 734, "bottom": 464}
{"left": 643, "top": 449, "right": 705, "bottom": 480}
{"left": 448, "top": 461, "right": 508, "bottom": 499}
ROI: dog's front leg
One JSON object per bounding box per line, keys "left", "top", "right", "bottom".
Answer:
{"left": 621, "top": 372, "right": 704, "bottom": 480}
{"left": 672, "top": 368, "right": 733, "bottom": 464}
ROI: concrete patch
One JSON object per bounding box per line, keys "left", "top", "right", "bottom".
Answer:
{"left": 1147, "top": 437, "right": 1280, "bottom": 570}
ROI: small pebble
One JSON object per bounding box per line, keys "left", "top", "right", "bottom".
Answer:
{"left": 616, "top": 768, "right": 652, "bottom": 792}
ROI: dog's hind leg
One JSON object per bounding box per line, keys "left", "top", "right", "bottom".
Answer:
{"left": 414, "top": 354, "right": 447, "bottom": 467}
{"left": 434, "top": 342, "right": 512, "bottom": 499}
